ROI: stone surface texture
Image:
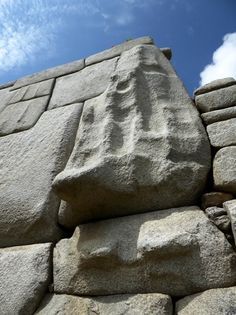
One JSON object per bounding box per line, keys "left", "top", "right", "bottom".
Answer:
{"left": 195, "top": 84, "right": 236, "bottom": 113}
{"left": 0, "top": 104, "right": 82, "bottom": 247}
{"left": 53, "top": 44, "right": 210, "bottom": 225}
{"left": 201, "top": 192, "right": 233, "bottom": 210}
{"left": 194, "top": 77, "right": 236, "bottom": 96}
{"left": 176, "top": 287, "right": 236, "bottom": 315}
{"left": 207, "top": 118, "right": 236, "bottom": 148}
{"left": 224, "top": 200, "right": 236, "bottom": 245}
{"left": 53, "top": 207, "right": 236, "bottom": 297}
{"left": 0, "top": 86, "right": 11, "bottom": 113}
{"left": 204, "top": 206, "right": 231, "bottom": 233}
{"left": 36, "top": 293, "right": 173, "bottom": 315}
{"left": 213, "top": 146, "right": 236, "bottom": 194}
{"left": 201, "top": 105, "right": 236, "bottom": 125}
{"left": 0, "top": 243, "right": 52, "bottom": 315}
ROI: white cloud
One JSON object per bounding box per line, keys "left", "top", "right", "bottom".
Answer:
{"left": 200, "top": 32, "right": 236, "bottom": 86}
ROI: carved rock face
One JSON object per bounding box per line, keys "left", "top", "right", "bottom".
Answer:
{"left": 53, "top": 45, "right": 210, "bottom": 224}
{"left": 53, "top": 207, "right": 236, "bottom": 297}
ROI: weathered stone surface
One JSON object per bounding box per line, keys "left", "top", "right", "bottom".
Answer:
{"left": 36, "top": 293, "right": 172, "bottom": 315}
{"left": 224, "top": 200, "right": 236, "bottom": 245}
{"left": 207, "top": 118, "right": 236, "bottom": 147}
{"left": 213, "top": 146, "right": 236, "bottom": 194}
{"left": 0, "top": 103, "right": 82, "bottom": 247}
{"left": 176, "top": 287, "right": 236, "bottom": 315}
{"left": 49, "top": 57, "right": 118, "bottom": 109}
{"left": 53, "top": 44, "right": 210, "bottom": 224}
{"left": 0, "top": 243, "right": 52, "bottom": 315}
{"left": 0, "top": 80, "right": 15, "bottom": 90}
{"left": 0, "top": 96, "right": 49, "bottom": 136}
{"left": 195, "top": 84, "right": 236, "bottom": 113}
{"left": 12, "top": 59, "right": 85, "bottom": 90}
{"left": 0, "top": 86, "right": 11, "bottom": 113}
{"left": 85, "top": 36, "right": 154, "bottom": 65}
{"left": 201, "top": 105, "right": 236, "bottom": 125}
{"left": 8, "top": 78, "right": 54, "bottom": 104}
{"left": 201, "top": 192, "right": 233, "bottom": 209}
{"left": 205, "top": 206, "right": 231, "bottom": 232}
{"left": 194, "top": 77, "right": 236, "bottom": 96}
{"left": 54, "top": 207, "right": 236, "bottom": 297}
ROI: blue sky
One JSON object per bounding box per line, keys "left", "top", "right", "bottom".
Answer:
{"left": 0, "top": 0, "right": 235, "bottom": 95}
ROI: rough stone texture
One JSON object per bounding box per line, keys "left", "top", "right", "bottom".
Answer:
{"left": 0, "top": 96, "right": 49, "bottom": 136}
{"left": 201, "top": 192, "right": 233, "bottom": 210}
{"left": 0, "top": 103, "right": 82, "bottom": 247}
{"left": 8, "top": 78, "right": 54, "bottom": 104}
{"left": 36, "top": 293, "right": 172, "bottom": 315}
{"left": 0, "top": 86, "right": 11, "bottom": 113}
{"left": 85, "top": 36, "right": 154, "bottom": 65}
{"left": 53, "top": 44, "right": 210, "bottom": 225}
{"left": 53, "top": 207, "right": 236, "bottom": 297}
{"left": 213, "top": 146, "right": 236, "bottom": 194}
{"left": 224, "top": 200, "right": 236, "bottom": 245}
{"left": 49, "top": 57, "right": 118, "bottom": 109}
{"left": 12, "top": 59, "right": 85, "bottom": 90}
{"left": 195, "top": 84, "right": 236, "bottom": 113}
{"left": 176, "top": 287, "right": 236, "bottom": 315}
{"left": 0, "top": 243, "right": 52, "bottom": 315}
{"left": 201, "top": 106, "right": 236, "bottom": 125}
{"left": 194, "top": 77, "right": 236, "bottom": 96}
{"left": 204, "top": 206, "right": 231, "bottom": 232}
{"left": 0, "top": 80, "right": 15, "bottom": 90}
{"left": 207, "top": 118, "right": 236, "bottom": 148}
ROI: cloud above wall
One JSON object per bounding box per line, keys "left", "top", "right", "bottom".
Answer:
{"left": 200, "top": 32, "right": 236, "bottom": 86}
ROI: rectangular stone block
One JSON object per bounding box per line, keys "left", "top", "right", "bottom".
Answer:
{"left": 206, "top": 118, "right": 236, "bottom": 148}
{"left": 48, "top": 57, "right": 118, "bottom": 109}
{"left": 201, "top": 106, "right": 236, "bottom": 125}
{"left": 194, "top": 77, "right": 236, "bottom": 96}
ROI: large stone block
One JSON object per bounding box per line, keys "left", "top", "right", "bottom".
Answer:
{"left": 207, "top": 118, "right": 236, "bottom": 148}
{"left": 194, "top": 77, "right": 236, "bottom": 96}
{"left": 195, "top": 85, "right": 236, "bottom": 113}
{"left": 0, "top": 243, "right": 52, "bottom": 315}
{"left": 224, "top": 200, "right": 236, "bottom": 245}
{"left": 176, "top": 287, "right": 236, "bottom": 315}
{"left": 53, "top": 44, "right": 210, "bottom": 225}
{"left": 36, "top": 293, "right": 172, "bottom": 315}
{"left": 48, "top": 57, "right": 118, "bottom": 109}
{"left": 53, "top": 207, "right": 236, "bottom": 297}
{"left": 213, "top": 146, "right": 236, "bottom": 194}
{"left": 0, "top": 103, "right": 82, "bottom": 247}
{"left": 201, "top": 106, "right": 236, "bottom": 125}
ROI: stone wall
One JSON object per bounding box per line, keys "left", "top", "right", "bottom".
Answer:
{"left": 0, "top": 36, "right": 236, "bottom": 314}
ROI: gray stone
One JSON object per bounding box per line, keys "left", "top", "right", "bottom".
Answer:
{"left": 53, "top": 44, "right": 210, "bottom": 225}
{"left": 194, "top": 77, "right": 236, "bottom": 96}
{"left": 0, "top": 103, "right": 82, "bottom": 247}
{"left": 213, "top": 146, "right": 236, "bottom": 194}
{"left": 36, "top": 293, "right": 172, "bottom": 315}
{"left": 201, "top": 191, "right": 233, "bottom": 209}
{"left": 53, "top": 206, "right": 236, "bottom": 297}
{"left": 0, "top": 86, "right": 11, "bottom": 113}
{"left": 224, "top": 200, "right": 236, "bottom": 245}
{"left": 207, "top": 118, "right": 236, "bottom": 148}
{"left": 0, "top": 96, "right": 49, "bottom": 136}
{"left": 85, "top": 36, "right": 154, "bottom": 65}
{"left": 48, "top": 57, "right": 118, "bottom": 109}
{"left": 12, "top": 59, "right": 85, "bottom": 90}
{"left": 205, "top": 206, "right": 231, "bottom": 232}
{"left": 8, "top": 78, "right": 54, "bottom": 104}
{"left": 0, "top": 80, "right": 15, "bottom": 90}
{"left": 0, "top": 243, "right": 52, "bottom": 315}
{"left": 201, "top": 105, "right": 236, "bottom": 125}
{"left": 195, "top": 84, "right": 236, "bottom": 113}
{"left": 176, "top": 287, "right": 236, "bottom": 315}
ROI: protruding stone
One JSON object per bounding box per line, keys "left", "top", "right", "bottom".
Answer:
{"left": 0, "top": 103, "right": 82, "bottom": 247}
{"left": 85, "top": 36, "right": 154, "bottom": 65}
{"left": 53, "top": 207, "right": 236, "bottom": 297}
{"left": 223, "top": 200, "right": 236, "bottom": 245}
{"left": 36, "top": 293, "right": 173, "bottom": 315}
{"left": 201, "top": 192, "right": 233, "bottom": 210}
{"left": 12, "top": 59, "right": 85, "bottom": 90}
{"left": 201, "top": 106, "right": 236, "bottom": 125}
{"left": 48, "top": 57, "right": 118, "bottom": 109}
{"left": 207, "top": 118, "right": 236, "bottom": 148}
{"left": 213, "top": 146, "right": 236, "bottom": 194}
{"left": 176, "top": 287, "right": 236, "bottom": 315}
{"left": 195, "top": 85, "right": 236, "bottom": 113}
{"left": 205, "top": 206, "right": 231, "bottom": 232}
{"left": 194, "top": 77, "right": 236, "bottom": 96}
{"left": 0, "top": 96, "right": 49, "bottom": 136}
{"left": 53, "top": 44, "right": 210, "bottom": 225}
{"left": 0, "top": 243, "right": 52, "bottom": 315}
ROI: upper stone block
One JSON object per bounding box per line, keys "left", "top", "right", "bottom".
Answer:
{"left": 53, "top": 44, "right": 211, "bottom": 224}
{"left": 194, "top": 77, "right": 236, "bottom": 96}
